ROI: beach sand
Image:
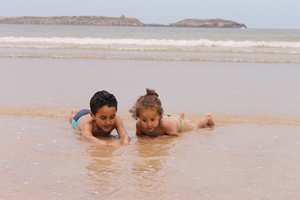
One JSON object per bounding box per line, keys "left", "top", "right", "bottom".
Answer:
{"left": 1, "top": 58, "right": 300, "bottom": 199}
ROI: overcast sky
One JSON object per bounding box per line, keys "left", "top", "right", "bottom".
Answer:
{"left": 1, "top": 0, "right": 299, "bottom": 29}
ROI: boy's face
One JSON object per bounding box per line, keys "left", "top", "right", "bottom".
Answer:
{"left": 138, "top": 108, "right": 160, "bottom": 132}
{"left": 91, "top": 105, "right": 117, "bottom": 132}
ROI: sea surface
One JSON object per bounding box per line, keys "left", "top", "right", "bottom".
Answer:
{"left": 0, "top": 24, "right": 300, "bottom": 199}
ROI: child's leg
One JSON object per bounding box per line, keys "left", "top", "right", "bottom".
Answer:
{"left": 179, "top": 111, "right": 185, "bottom": 119}
{"left": 69, "top": 108, "right": 78, "bottom": 124}
{"left": 193, "top": 113, "right": 215, "bottom": 128}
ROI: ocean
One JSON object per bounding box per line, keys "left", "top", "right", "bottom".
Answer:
{"left": 0, "top": 24, "right": 300, "bottom": 199}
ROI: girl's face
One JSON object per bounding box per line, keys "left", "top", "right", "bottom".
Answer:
{"left": 91, "top": 105, "right": 117, "bottom": 132}
{"left": 138, "top": 108, "right": 160, "bottom": 132}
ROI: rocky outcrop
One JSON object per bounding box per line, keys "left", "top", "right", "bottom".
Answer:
{"left": 169, "top": 18, "right": 247, "bottom": 28}
{"left": 0, "top": 16, "right": 247, "bottom": 28}
{"left": 0, "top": 15, "right": 144, "bottom": 26}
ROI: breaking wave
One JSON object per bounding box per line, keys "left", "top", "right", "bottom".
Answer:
{"left": 1, "top": 36, "right": 300, "bottom": 48}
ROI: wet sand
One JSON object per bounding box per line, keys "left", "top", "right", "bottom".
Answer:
{"left": 1, "top": 58, "right": 300, "bottom": 199}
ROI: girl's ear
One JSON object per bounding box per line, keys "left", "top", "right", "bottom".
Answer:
{"left": 90, "top": 111, "right": 95, "bottom": 120}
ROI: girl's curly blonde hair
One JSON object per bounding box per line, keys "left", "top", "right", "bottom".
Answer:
{"left": 129, "top": 88, "right": 164, "bottom": 120}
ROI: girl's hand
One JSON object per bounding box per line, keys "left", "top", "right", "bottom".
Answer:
{"left": 137, "top": 135, "right": 150, "bottom": 139}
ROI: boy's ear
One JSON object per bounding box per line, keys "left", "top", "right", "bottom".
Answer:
{"left": 90, "top": 111, "right": 95, "bottom": 120}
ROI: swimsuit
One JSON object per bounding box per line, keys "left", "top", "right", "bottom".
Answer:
{"left": 166, "top": 114, "right": 185, "bottom": 132}
{"left": 72, "top": 109, "right": 90, "bottom": 129}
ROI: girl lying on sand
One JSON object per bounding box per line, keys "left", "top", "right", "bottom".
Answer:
{"left": 129, "top": 88, "right": 214, "bottom": 138}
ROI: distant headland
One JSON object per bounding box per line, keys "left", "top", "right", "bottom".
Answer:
{"left": 0, "top": 15, "right": 247, "bottom": 28}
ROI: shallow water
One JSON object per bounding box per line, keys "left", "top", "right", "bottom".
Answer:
{"left": 1, "top": 58, "right": 300, "bottom": 199}
{"left": 1, "top": 25, "right": 300, "bottom": 199}
{"left": 1, "top": 58, "right": 299, "bottom": 124}
{"left": 1, "top": 115, "right": 300, "bottom": 199}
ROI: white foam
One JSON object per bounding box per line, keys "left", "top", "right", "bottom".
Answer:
{"left": 1, "top": 36, "right": 300, "bottom": 48}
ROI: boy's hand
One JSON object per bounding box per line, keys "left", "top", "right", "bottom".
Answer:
{"left": 120, "top": 137, "right": 131, "bottom": 146}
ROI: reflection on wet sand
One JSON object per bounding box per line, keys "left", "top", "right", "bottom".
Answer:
{"left": 132, "top": 137, "right": 176, "bottom": 173}
{"left": 84, "top": 139, "right": 118, "bottom": 198}
{"left": 131, "top": 137, "right": 177, "bottom": 195}
{"left": 83, "top": 135, "right": 178, "bottom": 199}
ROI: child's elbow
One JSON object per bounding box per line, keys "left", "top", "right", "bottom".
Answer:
{"left": 168, "top": 132, "right": 179, "bottom": 136}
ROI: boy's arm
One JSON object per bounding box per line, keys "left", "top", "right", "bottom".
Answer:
{"left": 81, "top": 122, "right": 119, "bottom": 146}
{"left": 115, "top": 116, "right": 130, "bottom": 145}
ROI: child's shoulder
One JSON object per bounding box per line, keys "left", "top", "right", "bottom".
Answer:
{"left": 159, "top": 116, "right": 173, "bottom": 126}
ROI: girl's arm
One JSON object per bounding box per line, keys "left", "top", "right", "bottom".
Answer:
{"left": 154, "top": 135, "right": 173, "bottom": 139}
{"left": 160, "top": 118, "right": 179, "bottom": 137}
{"left": 135, "top": 121, "right": 147, "bottom": 137}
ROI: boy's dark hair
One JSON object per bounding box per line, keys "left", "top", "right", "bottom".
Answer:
{"left": 90, "top": 90, "right": 118, "bottom": 115}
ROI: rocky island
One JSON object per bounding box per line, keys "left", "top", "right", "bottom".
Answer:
{"left": 0, "top": 15, "right": 143, "bottom": 26}
{"left": 0, "top": 15, "right": 247, "bottom": 28}
{"left": 170, "top": 18, "right": 247, "bottom": 28}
